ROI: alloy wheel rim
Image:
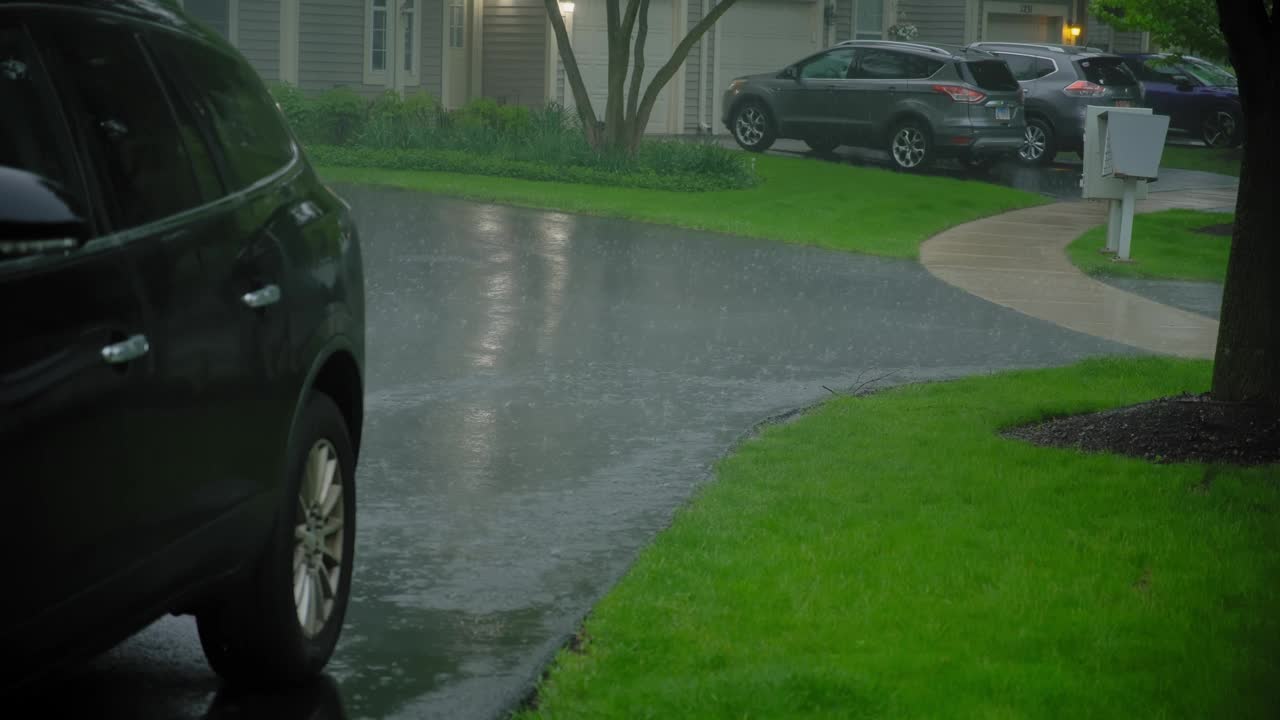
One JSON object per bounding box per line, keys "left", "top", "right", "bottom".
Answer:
{"left": 293, "top": 438, "right": 345, "bottom": 639}
{"left": 892, "top": 127, "right": 926, "bottom": 168}
{"left": 1020, "top": 125, "right": 1046, "bottom": 161}
{"left": 1203, "top": 112, "right": 1235, "bottom": 148}
{"left": 735, "top": 107, "right": 765, "bottom": 146}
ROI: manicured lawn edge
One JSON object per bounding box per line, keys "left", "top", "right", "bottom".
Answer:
{"left": 1065, "top": 209, "right": 1233, "bottom": 282}
{"left": 317, "top": 154, "right": 1047, "bottom": 260}
{"left": 1160, "top": 145, "right": 1242, "bottom": 178}
{"left": 518, "top": 357, "right": 1280, "bottom": 719}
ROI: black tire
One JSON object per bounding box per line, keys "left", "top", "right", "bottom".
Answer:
{"left": 803, "top": 136, "right": 839, "bottom": 155}
{"left": 1017, "top": 116, "right": 1056, "bottom": 166}
{"left": 197, "top": 393, "right": 357, "bottom": 687}
{"left": 1200, "top": 109, "right": 1240, "bottom": 148}
{"left": 887, "top": 120, "right": 932, "bottom": 171}
{"left": 730, "top": 101, "right": 776, "bottom": 152}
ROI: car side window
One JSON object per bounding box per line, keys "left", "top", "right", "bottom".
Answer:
{"left": 799, "top": 49, "right": 856, "bottom": 80}
{"left": 996, "top": 53, "right": 1034, "bottom": 81}
{"left": 0, "top": 24, "right": 80, "bottom": 202}
{"left": 1033, "top": 58, "right": 1056, "bottom": 79}
{"left": 850, "top": 49, "right": 910, "bottom": 80}
{"left": 37, "top": 19, "right": 204, "bottom": 232}
{"left": 1141, "top": 58, "right": 1182, "bottom": 82}
{"left": 149, "top": 34, "right": 295, "bottom": 191}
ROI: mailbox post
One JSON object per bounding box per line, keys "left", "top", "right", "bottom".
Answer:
{"left": 1081, "top": 106, "right": 1169, "bottom": 261}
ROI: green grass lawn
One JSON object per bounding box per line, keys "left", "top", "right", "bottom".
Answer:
{"left": 520, "top": 358, "right": 1280, "bottom": 719}
{"left": 1066, "top": 209, "right": 1233, "bottom": 282}
{"left": 318, "top": 155, "right": 1045, "bottom": 260}
{"left": 1161, "top": 145, "right": 1242, "bottom": 177}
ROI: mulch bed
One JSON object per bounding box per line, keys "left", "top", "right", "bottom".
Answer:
{"left": 1195, "top": 223, "right": 1234, "bottom": 237}
{"left": 1004, "top": 393, "right": 1280, "bottom": 466}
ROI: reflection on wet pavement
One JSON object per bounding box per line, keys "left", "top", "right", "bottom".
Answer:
{"left": 15, "top": 188, "right": 1131, "bottom": 719}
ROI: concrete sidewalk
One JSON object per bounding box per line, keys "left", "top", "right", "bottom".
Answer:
{"left": 920, "top": 187, "right": 1238, "bottom": 359}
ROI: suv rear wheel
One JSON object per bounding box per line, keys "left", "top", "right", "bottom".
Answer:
{"left": 196, "top": 393, "right": 357, "bottom": 686}
{"left": 1200, "top": 110, "right": 1240, "bottom": 148}
{"left": 888, "top": 121, "right": 932, "bottom": 171}
{"left": 731, "top": 101, "right": 776, "bottom": 153}
{"left": 1018, "top": 117, "right": 1056, "bottom": 165}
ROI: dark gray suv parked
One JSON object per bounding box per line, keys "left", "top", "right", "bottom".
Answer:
{"left": 969, "top": 42, "right": 1143, "bottom": 165}
{"left": 722, "top": 40, "right": 1024, "bottom": 171}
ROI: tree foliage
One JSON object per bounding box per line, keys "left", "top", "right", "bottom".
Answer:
{"left": 1094, "top": 0, "right": 1229, "bottom": 58}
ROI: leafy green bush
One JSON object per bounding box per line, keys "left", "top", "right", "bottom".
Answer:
{"left": 309, "top": 87, "right": 368, "bottom": 145}
{"left": 279, "top": 85, "right": 756, "bottom": 191}
{"left": 307, "top": 145, "right": 751, "bottom": 192}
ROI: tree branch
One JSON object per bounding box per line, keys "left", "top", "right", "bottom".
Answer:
{"left": 542, "top": 0, "right": 599, "bottom": 144}
{"left": 626, "top": 0, "right": 650, "bottom": 123}
{"left": 634, "top": 0, "right": 744, "bottom": 135}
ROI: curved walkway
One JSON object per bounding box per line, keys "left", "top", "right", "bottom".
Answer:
{"left": 921, "top": 187, "right": 1238, "bottom": 359}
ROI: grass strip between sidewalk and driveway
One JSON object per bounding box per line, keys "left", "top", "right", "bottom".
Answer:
{"left": 1160, "top": 145, "right": 1242, "bottom": 177}
{"left": 318, "top": 154, "right": 1045, "bottom": 260}
{"left": 1066, "top": 209, "right": 1233, "bottom": 282}
{"left": 519, "top": 357, "right": 1280, "bottom": 719}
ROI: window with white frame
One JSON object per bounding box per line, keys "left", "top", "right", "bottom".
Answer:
{"left": 449, "top": 0, "right": 465, "bottom": 48}
{"left": 370, "top": 0, "right": 389, "bottom": 73}
{"left": 402, "top": 0, "right": 416, "bottom": 72}
{"left": 854, "top": 0, "right": 885, "bottom": 40}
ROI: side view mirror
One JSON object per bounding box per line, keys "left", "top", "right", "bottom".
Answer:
{"left": 779, "top": 66, "right": 799, "bottom": 81}
{"left": 0, "top": 166, "right": 89, "bottom": 259}
{"left": 1172, "top": 74, "right": 1195, "bottom": 90}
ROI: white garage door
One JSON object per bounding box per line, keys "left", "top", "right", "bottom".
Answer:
{"left": 570, "top": 0, "right": 676, "bottom": 134}
{"left": 986, "top": 13, "right": 1062, "bottom": 43}
{"left": 719, "top": 0, "right": 820, "bottom": 83}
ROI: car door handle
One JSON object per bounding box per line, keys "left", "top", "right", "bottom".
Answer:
{"left": 101, "top": 334, "right": 150, "bottom": 365}
{"left": 242, "top": 284, "right": 282, "bottom": 309}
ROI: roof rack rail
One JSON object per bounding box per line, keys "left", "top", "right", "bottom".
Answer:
{"left": 835, "top": 39, "right": 952, "bottom": 57}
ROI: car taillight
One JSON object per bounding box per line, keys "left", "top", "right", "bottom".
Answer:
{"left": 1063, "top": 80, "right": 1106, "bottom": 97}
{"left": 932, "top": 84, "right": 987, "bottom": 103}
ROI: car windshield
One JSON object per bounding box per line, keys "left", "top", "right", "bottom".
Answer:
{"left": 1181, "top": 57, "right": 1237, "bottom": 87}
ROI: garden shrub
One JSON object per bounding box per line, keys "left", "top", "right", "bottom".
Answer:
{"left": 309, "top": 87, "right": 368, "bottom": 145}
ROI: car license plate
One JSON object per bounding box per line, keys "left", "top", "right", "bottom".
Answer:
{"left": 1115, "top": 100, "right": 1133, "bottom": 107}
{"left": 995, "top": 106, "right": 1011, "bottom": 121}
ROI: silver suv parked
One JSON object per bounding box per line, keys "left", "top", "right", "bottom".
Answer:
{"left": 969, "top": 42, "right": 1143, "bottom": 165}
{"left": 722, "top": 40, "right": 1025, "bottom": 171}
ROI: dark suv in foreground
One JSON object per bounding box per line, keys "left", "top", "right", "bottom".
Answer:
{"left": 723, "top": 40, "right": 1025, "bottom": 171}
{"left": 970, "top": 42, "right": 1143, "bottom": 165}
{"left": 1, "top": 0, "right": 364, "bottom": 691}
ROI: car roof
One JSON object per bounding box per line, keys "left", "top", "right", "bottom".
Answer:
{"left": 835, "top": 39, "right": 997, "bottom": 60}
{"left": 969, "top": 42, "right": 1117, "bottom": 58}
{"left": 0, "top": 0, "right": 221, "bottom": 45}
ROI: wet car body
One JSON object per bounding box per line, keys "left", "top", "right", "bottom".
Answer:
{"left": 1121, "top": 53, "right": 1242, "bottom": 147}
{"left": 1, "top": 0, "right": 364, "bottom": 691}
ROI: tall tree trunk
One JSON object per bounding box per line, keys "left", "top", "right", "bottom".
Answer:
{"left": 542, "top": 0, "right": 600, "bottom": 146}
{"left": 1211, "top": 0, "right": 1279, "bottom": 406}
{"left": 626, "top": 0, "right": 650, "bottom": 133}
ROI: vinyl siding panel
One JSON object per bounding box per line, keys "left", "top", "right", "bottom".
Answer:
{"left": 239, "top": 0, "right": 281, "bottom": 81}
{"left": 899, "top": 0, "right": 966, "bottom": 46}
{"left": 1086, "top": 14, "right": 1146, "bottom": 53}
{"left": 419, "top": 0, "right": 443, "bottom": 97}
{"left": 299, "top": 0, "right": 367, "bottom": 93}
{"left": 482, "top": 0, "right": 547, "bottom": 106}
{"left": 684, "top": 0, "right": 703, "bottom": 132}
{"left": 834, "top": 0, "right": 852, "bottom": 43}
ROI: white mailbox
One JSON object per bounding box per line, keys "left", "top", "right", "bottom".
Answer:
{"left": 1081, "top": 106, "right": 1171, "bottom": 262}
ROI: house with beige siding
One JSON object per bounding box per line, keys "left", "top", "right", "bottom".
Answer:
{"left": 181, "top": 0, "right": 1145, "bottom": 135}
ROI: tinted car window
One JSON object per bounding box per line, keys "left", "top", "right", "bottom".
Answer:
{"left": 1076, "top": 57, "right": 1138, "bottom": 86}
{"left": 963, "top": 60, "right": 1019, "bottom": 91}
{"left": 851, "top": 49, "right": 912, "bottom": 79}
{"left": 996, "top": 53, "right": 1055, "bottom": 81}
{"left": 39, "top": 20, "right": 203, "bottom": 231}
{"left": 800, "top": 48, "right": 855, "bottom": 79}
{"left": 150, "top": 34, "right": 295, "bottom": 190}
{"left": 0, "top": 24, "right": 78, "bottom": 200}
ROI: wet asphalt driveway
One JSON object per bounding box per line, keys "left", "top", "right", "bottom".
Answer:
{"left": 19, "top": 187, "right": 1131, "bottom": 719}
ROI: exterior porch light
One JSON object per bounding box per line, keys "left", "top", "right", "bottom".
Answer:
{"left": 1069, "top": 24, "right": 1083, "bottom": 39}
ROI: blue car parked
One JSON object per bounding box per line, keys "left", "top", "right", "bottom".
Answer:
{"left": 1122, "top": 53, "right": 1242, "bottom": 148}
